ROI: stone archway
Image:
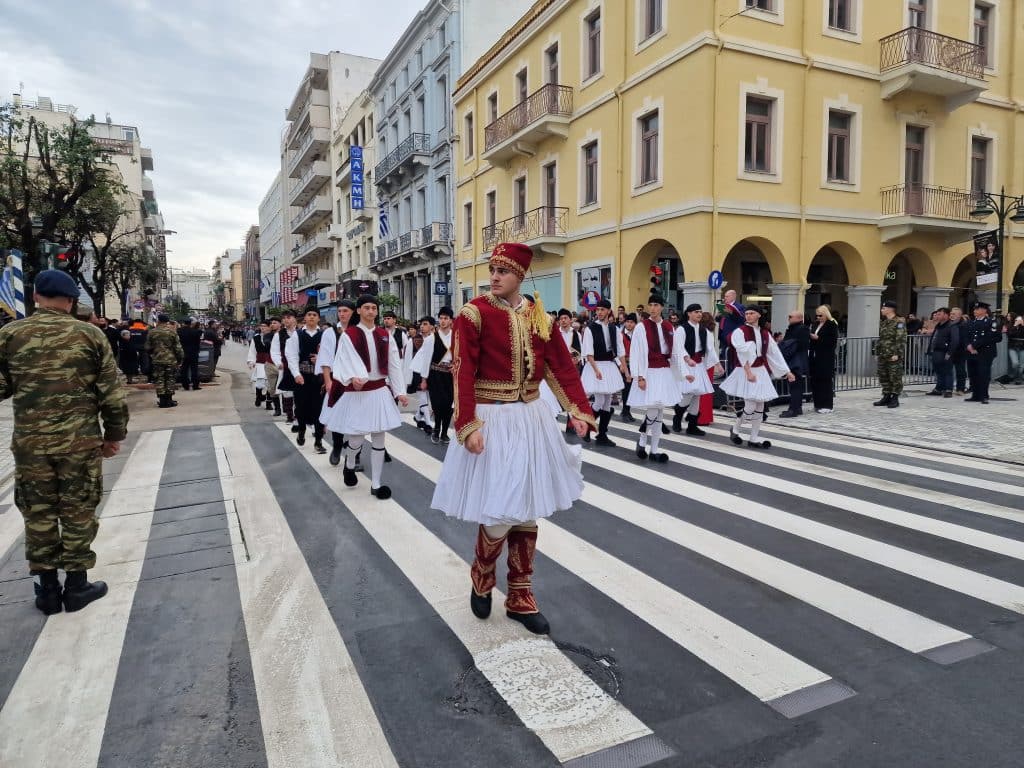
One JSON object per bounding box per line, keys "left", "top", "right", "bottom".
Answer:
{"left": 722, "top": 238, "right": 778, "bottom": 305}
{"left": 950, "top": 255, "right": 977, "bottom": 311}
{"left": 882, "top": 248, "right": 936, "bottom": 317}
{"left": 805, "top": 244, "right": 856, "bottom": 320}
{"left": 629, "top": 239, "right": 684, "bottom": 310}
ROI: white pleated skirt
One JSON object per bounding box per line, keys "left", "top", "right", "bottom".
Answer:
{"left": 581, "top": 361, "right": 623, "bottom": 395}
{"left": 720, "top": 367, "right": 778, "bottom": 401}
{"left": 318, "top": 392, "right": 334, "bottom": 426}
{"left": 324, "top": 386, "right": 402, "bottom": 435}
{"left": 431, "top": 399, "right": 584, "bottom": 526}
{"left": 538, "top": 380, "right": 562, "bottom": 418}
{"left": 626, "top": 367, "right": 679, "bottom": 408}
{"left": 679, "top": 363, "right": 714, "bottom": 396}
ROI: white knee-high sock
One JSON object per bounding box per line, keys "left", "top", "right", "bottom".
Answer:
{"left": 748, "top": 401, "right": 765, "bottom": 442}
{"left": 593, "top": 393, "right": 612, "bottom": 412}
{"left": 646, "top": 407, "right": 662, "bottom": 454}
{"left": 678, "top": 393, "right": 697, "bottom": 412}
{"left": 369, "top": 432, "right": 386, "bottom": 488}
{"left": 345, "top": 434, "right": 364, "bottom": 469}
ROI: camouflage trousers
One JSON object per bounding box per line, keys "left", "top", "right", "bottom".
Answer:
{"left": 14, "top": 449, "right": 103, "bottom": 572}
{"left": 152, "top": 362, "right": 179, "bottom": 396}
{"left": 264, "top": 362, "right": 279, "bottom": 398}
{"left": 877, "top": 358, "right": 904, "bottom": 395}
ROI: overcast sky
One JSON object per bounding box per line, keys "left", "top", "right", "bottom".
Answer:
{"left": 0, "top": 0, "right": 425, "bottom": 271}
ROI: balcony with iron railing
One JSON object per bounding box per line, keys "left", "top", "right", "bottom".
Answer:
{"left": 483, "top": 84, "right": 573, "bottom": 163}
{"left": 292, "top": 232, "right": 334, "bottom": 264}
{"left": 482, "top": 206, "right": 569, "bottom": 254}
{"left": 370, "top": 228, "right": 439, "bottom": 271}
{"left": 288, "top": 127, "right": 330, "bottom": 177}
{"left": 294, "top": 268, "right": 330, "bottom": 290}
{"left": 290, "top": 195, "right": 332, "bottom": 235}
{"left": 878, "top": 184, "right": 982, "bottom": 243}
{"left": 286, "top": 88, "right": 330, "bottom": 150}
{"left": 288, "top": 160, "right": 331, "bottom": 207}
{"left": 374, "top": 132, "right": 431, "bottom": 187}
{"left": 421, "top": 221, "right": 453, "bottom": 247}
{"left": 879, "top": 27, "right": 987, "bottom": 109}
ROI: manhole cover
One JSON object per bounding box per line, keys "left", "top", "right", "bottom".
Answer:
{"left": 447, "top": 638, "right": 621, "bottom": 727}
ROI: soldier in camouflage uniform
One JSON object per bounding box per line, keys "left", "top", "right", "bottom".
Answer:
{"left": 0, "top": 270, "right": 129, "bottom": 615}
{"left": 874, "top": 299, "right": 907, "bottom": 408}
{"left": 145, "top": 313, "right": 183, "bottom": 408}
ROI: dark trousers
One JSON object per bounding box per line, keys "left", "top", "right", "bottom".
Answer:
{"left": 787, "top": 375, "right": 805, "bottom": 414}
{"left": 953, "top": 355, "right": 967, "bottom": 391}
{"left": 180, "top": 355, "right": 200, "bottom": 388}
{"left": 427, "top": 371, "right": 454, "bottom": 438}
{"left": 295, "top": 377, "right": 325, "bottom": 438}
{"left": 809, "top": 374, "right": 834, "bottom": 410}
{"left": 932, "top": 354, "right": 954, "bottom": 392}
{"left": 966, "top": 356, "right": 993, "bottom": 401}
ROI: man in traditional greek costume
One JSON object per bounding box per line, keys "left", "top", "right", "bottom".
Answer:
{"left": 672, "top": 303, "right": 723, "bottom": 437}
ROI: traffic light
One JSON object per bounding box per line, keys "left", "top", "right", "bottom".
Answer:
{"left": 649, "top": 264, "right": 663, "bottom": 292}
{"left": 37, "top": 241, "right": 73, "bottom": 270}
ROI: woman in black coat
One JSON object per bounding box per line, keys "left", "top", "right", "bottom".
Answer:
{"left": 808, "top": 305, "right": 839, "bottom": 412}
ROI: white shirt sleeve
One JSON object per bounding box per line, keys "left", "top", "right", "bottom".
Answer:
{"left": 670, "top": 330, "right": 687, "bottom": 377}
{"left": 731, "top": 328, "right": 756, "bottom": 365}
{"left": 580, "top": 327, "right": 595, "bottom": 358}
{"left": 387, "top": 334, "right": 404, "bottom": 391}
{"left": 332, "top": 333, "right": 371, "bottom": 385}
{"left": 412, "top": 334, "right": 434, "bottom": 378}
{"left": 629, "top": 326, "right": 648, "bottom": 380}
{"left": 270, "top": 333, "right": 282, "bottom": 366}
{"left": 246, "top": 340, "right": 257, "bottom": 365}
{"left": 765, "top": 336, "right": 791, "bottom": 378}
{"left": 284, "top": 331, "right": 300, "bottom": 374}
{"left": 704, "top": 338, "right": 720, "bottom": 367}
{"left": 316, "top": 329, "right": 336, "bottom": 375}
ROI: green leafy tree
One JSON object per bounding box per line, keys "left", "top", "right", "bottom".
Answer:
{"left": 107, "top": 240, "right": 162, "bottom": 319}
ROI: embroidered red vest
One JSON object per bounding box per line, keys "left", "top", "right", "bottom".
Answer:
{"left": 345, "top": 324, "right": 390, "bottom": 373}
{"left": 740, "top": 324, "right": 772, "bottom": 372}
{"left": 643, "top": 318, "right": 674, "bottom": 368}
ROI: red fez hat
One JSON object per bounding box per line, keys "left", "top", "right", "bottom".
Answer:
{"left": 489, "top": 242, "right": 532, "bottom": 280}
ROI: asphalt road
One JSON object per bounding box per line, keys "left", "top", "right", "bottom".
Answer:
{"left": 0, "top": 343, "right": 1021, "bottom": 768}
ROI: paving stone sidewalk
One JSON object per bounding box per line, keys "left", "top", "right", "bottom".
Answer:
{"left": 767, "top": 382, "right": 1024, "bottom": 465}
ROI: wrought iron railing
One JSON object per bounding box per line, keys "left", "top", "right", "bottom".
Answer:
{"left": 880, "top": 184, "right": 977, "bottom": 220}
{"left": 387, "top": 238, "right": 399, "bottom": 257}
{"left": 421, "top": 221, "right": 453, "bottom": 245}
{"left": 482, "top": 206, "right": 568, "bottom": 250}
{"left": 373, "top": 244, "right": 387, "bottom": 264}
{"left": 288, "top": 129, "right": 327, "bottom": 173}
{"left": 484, "top": 84, "right": 573, "bottom": 151}
{"left": 374, "top": 132, "right": 431, "bottom": 182}
{"left": 290, "top": 197, "right": 330, "bottom": 230}
{"left": 880, "top": 27, "right": 985, "bottom": 79}
{"left": 296, "top": 234, "right": 330, "bottom": 259}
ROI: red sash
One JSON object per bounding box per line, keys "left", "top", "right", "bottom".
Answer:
{"left": 255, "top": 351, "right": 271, "bottom": 364}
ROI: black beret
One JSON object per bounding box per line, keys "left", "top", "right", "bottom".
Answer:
{"left": 355, "top": 294, "right": 378, "bottom": 308}
{"left": 647, "top": 293, "right": 665, "bottom": 306}
{"left": 882, "top": 300, "right": 898, "bottom": 310}
{"left": 625, "top": 312, "right": 638, "bottom": 322}
{"left": 303, "top": 305, "right": 321, "bottom": 315}
{"left": 557, "top": 308, "right": 572, "bottom": 319}
{"left": 419, "top": 315, "right": 436, "bottom": 326}
{"left": 157, "top": 314, "right": 170, "bottom": 323}
{"left": 438, "top": 305, "right": 454, "bottom": 318}
{"left": 596, "top": 299, "right": 612, "bottom": 310}
{"left": 746, "top": 305, "right": 764, "bottom": 315}
{"left": 684, "top": 303, "right": 702, "bottom": 314}
{"left": 337, "top": 299, "right": 356, "bottom": 311}
{"left": 382, "top": 309, "right": 397, "bottom": 318}
{"left": 34, "top": 269, "right": 79, "bottom": 299}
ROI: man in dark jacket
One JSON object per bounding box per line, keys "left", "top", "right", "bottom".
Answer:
{"left": 178, "top": 319, "right": 204, "bottom": 390}
{"left": 204, "top": 321, "right": 223, "bottom": 368}
{"left": 926, "top": 308, "right": 959, "bottom": 397}
{"left": 948, "top": 307, "right": 969, "bottom": 394}
{"left": 964, "top": 301, "right": 1002, "bottom": 404}
{"left": 779, "top": 310, "right": 810, "bottom": 418}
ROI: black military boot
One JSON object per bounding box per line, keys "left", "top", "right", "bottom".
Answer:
{"left": 685, "top": 414, "right": 706, "bottom": 436}
{"left": 873, "top": 393, "right": 892, "bottom": 407}
{"left": 33, "top": 570, "right": 62, "bottom": 615}
{"left": 157, "top": 394, "right": 170, "bottom": 408}
{"left": 313, "top": 435, "right": 327, "bottom": 454}
{"left": 62, "top": 571, "right": 108, "bottom": 613}
{"left": 255, "top": 389, "right": 264, "bottom": 407}
{"left": 594, "top": 411, "right": 616, "bottom": 446}
{"left": 887, "top": 394, "right": 900, "bottom": 408}
{"left": 621, "top": 404, "right": 636, "bottom": 423}
{"left": 272, "top": 396, "right": 282, "bottom": 416}
{"left": 671, "top": 405, "right": 685, "bottom": 432}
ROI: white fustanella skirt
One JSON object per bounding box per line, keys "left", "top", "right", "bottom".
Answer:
{"left": 720, "top": 366, "right": 778, "bottom": 402}
{"left": 679, "top": 362, "right": 714, "bottom": 396}
{"left": 324, "top": 386, "right": 402, "bottom": 435}
{"left": 431, "top": 399, "right": 584, "bottom": 526}
{"left": 581, "top": 360, "right": 624, "bottom": 395}
{"left": 626, "top": 367, "right": 679, "bottom": 409}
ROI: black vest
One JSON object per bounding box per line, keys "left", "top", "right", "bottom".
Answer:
{"left": 298, "top": 328, "right": 323, "bottom": 364}
{"left": 254, "top": 334, "right": 272, "bottom": 355}
{"left": 431, "top": 331, "right": 451, "bottom": 365}
{"left": 587, "top": 322, "right": 618, "bottom": 361}
{"left": 682, "top": 323, "right": 710, "bottom": 358}
{"left": 277, "top": 328, "right": 291, "bottom": 363}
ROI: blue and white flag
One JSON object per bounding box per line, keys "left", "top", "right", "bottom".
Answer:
{"left": 379, "top": 210, "right": 390, "bottom": 240}
{"left": 0, "top": 250, "right": 25, "bottom": 319}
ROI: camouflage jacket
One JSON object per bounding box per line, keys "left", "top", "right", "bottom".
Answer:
{"left": 876, "top": 316, "right": 907, "bottom": 359}
{"left": 0, "top": 308, "right": 129, "bottom": 454}
{"left": 145, "top": 324, "right": 184, "bottom": 365}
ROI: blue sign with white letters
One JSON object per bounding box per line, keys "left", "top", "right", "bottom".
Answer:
{"left": 708, "top": 270, "right": 724, "bottom": 290}
{"left": 350, "top": 146, "right": 364, "bottom": 210}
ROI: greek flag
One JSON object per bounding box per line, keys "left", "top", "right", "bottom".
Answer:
{"left": 379, "top": 210, "right": 390, "bottom": 240}
{"left": 0, "top": 250, "right": 25, "bottom": 319}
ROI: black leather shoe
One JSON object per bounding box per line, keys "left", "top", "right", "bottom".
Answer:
{"left": 748, "top": 440, "right": 772, "bottom": 449}
{"left": 290, "top": 424, "right": 300, "bottom": 432}
{"left": 926, "top": 390, "right": 943, "bottom": 396}
{"left": 685, "top": 417, "right": 706, "bottom": 436}
{"left": 873, "top": 394, "right": 891, "bottom": 407}
{"left": 661, "top": 423, "right": 670, "bottom": 434}
{"left": 594, "top": 433, "right": 616, "bottom": 446}
{"left": 62, "top": 571, "right": 108, "bottom": 613}
{"left": 730, "top": 433, "right": 743, "bottom": 445}
{"left": 329, "top": 449, "right": 341, "bottom": 466}
{"left": 648, "top": 452, "right": 669, "bottom": 464}
{"left": 33, "top": 571, "right": 62, "bottom": 616}
{"left": 779, "top": 410, "right": 800, "bottom": 418}
{"left": 635, "top": 441, "right": 648, "bottom": 459}
{"left": 887, "top": 395, "right": 900, "bottom": 408}
{"left": 471, "top": 591, "right": 492, "bottom": 619}
{"left": 507, "top": 610, "right": 550, "bottom": 635}
{"left": 313, "top": 439, "right": 326, "bottom": 455}
{"left": 343, "top": 467, "right": 358, "bottom": 486}
{"left": 371, "top": 486, "right": 392, "bottom": 500}
{"left": 296, "top": 432, "right": 306, "bottom": 446}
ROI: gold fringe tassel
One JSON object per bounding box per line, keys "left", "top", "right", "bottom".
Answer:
{"left": 531, "top": 290, "right": 550, "bottom": 341}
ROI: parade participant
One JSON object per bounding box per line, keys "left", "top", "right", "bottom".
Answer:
{"left": 873, "top": 300, "right": 906, "bottom": 408}
{"left": 246, "top": 320, "right": 273, "bottom": 407}
{"left": 321, "top": 300, "right": 355, "bottom": 466}
{"left": 721, "top": 306, "right": 795, "bottom": 448}
{"left": 620, "top": 313, "right": 637, "bottom": 422}
{"left": 285, "top": 307, "right": 327, "bottom": 453}
{"left": 383, "top": 310, "right": 406, "bottom": 353}
{"left": 270, "top": 310, "right": 298, "bottom": 426}
{"left": 432, "top": 243, "right": 595, "bottom": 635}
{"left": 413, "top": 306, "right": 455, "bottom": 444}
{"left": 145, "top": 314, "right": 183, "bottom": 409}
{"left": 580, "top": 299, "right": 627, "bottom": 446}
{"left": 964, "top": 301, "right": 1002, "bottom": 404}
{"left": 409, "top": 316, "right": 437, "bottom": 434}
{"left": 556, "top": 308, "right": 583, "bottom": 368}
{"left": 628, "top": 293, "right": 683, "bottom": 463}
{"left": 0, "top": 270, "right": 128, "bottom": 614}
{"left": 263, "top": 318, "right": 282, "bottom": 415}
{"left": 328, "top": 295, "right": 408, "bottom": 499}
{"left": 672, "top": 303, "right": 722, "bottom": 436}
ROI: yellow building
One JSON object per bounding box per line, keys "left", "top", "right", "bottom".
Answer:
{"left": 453, "top": 0, "right": 1024, "bottom": 335}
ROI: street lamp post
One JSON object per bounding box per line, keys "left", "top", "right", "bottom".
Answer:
{"left": 969, "top": 186, "right": 1024, "bottom": 313}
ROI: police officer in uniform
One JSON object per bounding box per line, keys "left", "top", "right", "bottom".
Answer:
{"left": 145, "top": 314, "right": 183, "bottom": 408}
{"left": 874, "top": 299, "right": 906, "bottom": 408}
{"left": 0, "top": 270, "right": 128, "bottom": 614}
{"left": 964, "top": 301, "right": 1002, "bottom": 404}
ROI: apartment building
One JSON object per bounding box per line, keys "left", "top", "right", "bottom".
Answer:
{"left": 258, "top": 171, "right": 285, "bottom": 311}
{"left": 453, "top": 0, "right": 1024, "bottom": 336}
{"left": 242, "top": 225, "right": 260, "bottom": 319}
{"left": 168, "top": 267, "right": 213, "bottom": 312}
{"left": 283, "top": 52, "right": 378, "bottom": 316}
{"left": 369, "top": 0, "right": 535, "bottom": 320}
